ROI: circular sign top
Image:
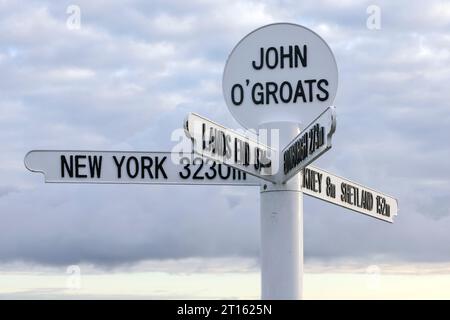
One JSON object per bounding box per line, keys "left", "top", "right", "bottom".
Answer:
{"left": 223, "top": 23, "right": 338, "bottom": 129}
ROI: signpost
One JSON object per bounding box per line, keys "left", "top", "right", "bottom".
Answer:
{"left": 24, "top": 22, "right": 398, "bottom": 300}
{"left": 184, "top": 113, "right": 276, "bottom": 182}
{"left": 220, "top": 23, "right": 341, "bottom": 299}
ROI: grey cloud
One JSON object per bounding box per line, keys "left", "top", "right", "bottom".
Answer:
{"left": 0, "top": 186, "right": 17, "bottom": 198}
{"left": 0, "top": 184, "right": 260, "bottom": 265}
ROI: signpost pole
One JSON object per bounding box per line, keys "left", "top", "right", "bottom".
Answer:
{"left": 259, "top": 122, "right": 303, "bottom": 300}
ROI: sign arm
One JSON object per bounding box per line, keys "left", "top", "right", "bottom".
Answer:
{"left": 184, "top": 113, "right": 278, "bottom": 183}
{"left": 280, "top": 106, "right": 337, "bottom": 184}
{"left": 24, "top": 150, "right": 46, "bottom": 176}
{"left": 24, "top": 150, "right": 263, "bottom": 186}
{"left": 301, "top": 165, "right": 398, "bottom": 223}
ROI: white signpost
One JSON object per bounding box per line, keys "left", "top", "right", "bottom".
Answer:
{"left": 24, "top": 23, "right": 398, "bottom": 300}
{"left": 220, "top": 23, "right": 342, "bottom": 299}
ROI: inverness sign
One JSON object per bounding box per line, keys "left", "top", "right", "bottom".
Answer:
{"left": 282, "top": 106, "right": 336, "bottom": 183}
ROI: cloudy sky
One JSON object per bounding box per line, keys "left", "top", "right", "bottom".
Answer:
{"left": 0, "top": 0, "right": 450, "bottom": 299}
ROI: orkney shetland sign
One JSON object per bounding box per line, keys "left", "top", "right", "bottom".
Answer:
{"left": 184, "top": 113, "right": 276, "bottom": 182}
{"left": 24, "top": 151, "right": 260, "bottom": 186}
{"left": 223, "top": 23, "right": 338, "bottom": 129}
{"left": 282, "top": 106, "right": 336, "bottom": 183}
{"left": 301, "top": 166, "right": 398, "bottom": 223}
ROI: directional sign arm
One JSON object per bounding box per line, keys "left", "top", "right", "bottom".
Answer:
{"left": 184, "top": 113, "right": 278, "bottom": 182}
{"left": 301, "top": 165, "right": 398, "bottom": 223}
{"left": 281, "top": 106, "right": 336, "bottom": 184}
{"left": 24, "top": 150, "right": 262, "bottom": 186}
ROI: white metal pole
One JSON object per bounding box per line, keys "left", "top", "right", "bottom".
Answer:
{"left": 258, "top": 122, "right": 303, "bottom": 300}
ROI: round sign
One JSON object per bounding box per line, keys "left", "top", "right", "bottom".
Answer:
{"left": 223, "top": 23, "right": 338, "bottom": 129}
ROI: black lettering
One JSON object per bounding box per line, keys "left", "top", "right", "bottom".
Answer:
{"left": 155, "top": 156, "right": 167, "bottom": 179}
{"left": 202, "top": 123, "right": 206, "bottom": 150}
{"left": 126, "top": 156, "right": 139, "bottom": 178}
{"left": 252, "top": 47, "right": 264, "bottom": 70}
{"left": 254, "top": 148, "right": 260, "bottom": 170}
{"left": 113, "top": 155, "right": 126, "bottom": 179}
{"left": 266, "top": 47, "right": 278, "bottom": 69}
{"left": 295, "top": 44, "right": 307, "bottom": 67}
{"left": 279, "top": 81, "right": 293, "bottom": 103}
{"left": 319, "top": 126, "right": 325, "bottom": 147}
{"left": 88, "top": 155, "right": 102, "bottom": 178}
{"left": 304, "top": 79, "right": 316, "bottom": 102}
{"left": 326, "top": 177, "right": 336, "bottom": 198}
{"left": 218, "top": 164, "right": 231, "bottom": 179}
{"left": 61, "top": 155, "right": 73, "bottom": 178}
{"left": 265, "top": 82, "right": 279, "bottom": 104}
{"left": 280, "top": 45, "right": 293, "bottom": 69}
{"left": 376, "top": 196, "right": 390, "bottom": 217}
{"left": 243, "top": 142, "right": 250, "bottom": 166}
{"left": 75, "top": 155, "right": 87, "bottom": 178}
{"left": 141, "top": 156, "right": 153, "bottom": 179}
{"left": 193, "top": 158, "right": 204, "bottom": 180}
{"left": 231, "top": 84, "right": 244, "bottom": 105}
{"left": 317, "top": 79, "right": 329, "bottom": 101}
{"left": 252, "top": 83, "right": 264, "bottom": 104}
{"left": 205, "top": 161, "right": 217, "bottom": 179}
{"left": 302, "top": 168, "right": 307, "bottom": 188}
{"left": 293, "top": 80, "right": 307, "bottom": 103}
{"left": 179, "top": 157, "right": 191, "bottom": 179}
{"left": 301, "top": 132, "right": 308, "bottom": 160}
{"left": 208, "top": 127, "right": 215, "bottom": 153}
{"left": 309, "top": 127, "right": 315, "bottom": 153}
{"left": 234, "top": 138, "right": 240, "bottom": 163}
{"left": 284, "top": 151, "right": 289, "bottom": 174}
{"left": 225, "top": 135, "right": 232, "bottom": 159}
{"left": 317, "top": 172, "right": 322, "bottom": 193}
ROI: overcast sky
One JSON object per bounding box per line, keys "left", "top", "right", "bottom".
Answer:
{"left": 0, "top": 0, "right": 450, "bottom": 276}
